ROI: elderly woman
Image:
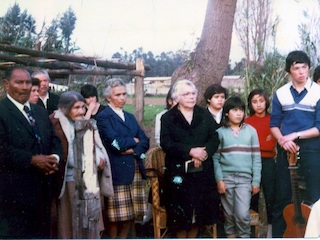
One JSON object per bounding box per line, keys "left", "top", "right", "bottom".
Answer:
{"left": 160, "top": 79, "right": 221, "bottom": 238}
{"left": 96, "top": 78, "right": 149, "bottom": 238}
{"left": 50, "top": 91, "right": 112, "bottom": 238}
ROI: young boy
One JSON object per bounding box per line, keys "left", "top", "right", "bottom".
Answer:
{"left": 213, "top": 96, "right": 261, "bottom": 238}
{"left": 203, "top": 84, "right": 227, "bottom": 126}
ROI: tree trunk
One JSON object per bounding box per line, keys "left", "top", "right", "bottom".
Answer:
{"left": 172, "top": 0, "right": 237, "bottom": 106}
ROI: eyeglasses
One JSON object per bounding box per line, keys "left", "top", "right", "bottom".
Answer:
{"left": 179, "top": 91, "right": 197, "bottom": 97}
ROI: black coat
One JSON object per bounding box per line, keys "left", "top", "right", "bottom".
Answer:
{"left": 37, "top": 91, "right": 60, "bottom": 115}
{"left": 160, "top": 104, "right": 221, "bottom": 230}
{"left": 0, "top": 97, "right": 62, "bottom": 238}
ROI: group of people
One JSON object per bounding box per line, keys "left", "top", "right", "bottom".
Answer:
{"left": 156, "top": 50, "right": 320, "bottom": 238}
{"left": 1, "top": 49, "right": 320, "bottom": 239}
{"left": 0, "top": 68, "right": 149, "bottom": 239}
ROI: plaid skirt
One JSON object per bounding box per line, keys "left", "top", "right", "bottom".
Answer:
{"left": 105, "top": 163, "right": 147, "bottom": 222}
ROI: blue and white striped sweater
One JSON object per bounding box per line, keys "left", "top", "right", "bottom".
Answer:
{"left": 213, "top": 124, "right": 261, "bottom": 186}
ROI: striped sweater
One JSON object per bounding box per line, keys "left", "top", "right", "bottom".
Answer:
{"left": 213, "top": 123, "right": 262, "bottom": 186}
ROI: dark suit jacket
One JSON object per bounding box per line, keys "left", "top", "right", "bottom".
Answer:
{"left": 0, "top": 97, "right": 62, "bottom": 238}
{"left": 37, "top": 91, "right": 60, "bottom": 115}
{"left": 96, "top": 106, "right": 149, "bottom": 185}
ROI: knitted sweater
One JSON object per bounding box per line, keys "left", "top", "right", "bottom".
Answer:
{"left": 245, "top": 114, "right": 276, "bottom": 158}
{"left": 213, "top": 123, "right": 262, "bottom": 186}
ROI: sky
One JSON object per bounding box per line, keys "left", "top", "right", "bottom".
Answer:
{"left": 0, "top": 0, "right": 319, "bottom": 63}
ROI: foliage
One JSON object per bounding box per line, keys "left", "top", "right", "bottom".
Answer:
{"left": 111, "top": 48, "right": 190, "bottom": 81}
{"left": 0, "top": 3, "right": 37, "bottom": 48}
{"left": 241, "top": 50, "right": 287, "bottom": 109}
{"left": 0, "top": 3, "right": 78, "bottom": 54}
{"left": 42, "top": 7, "right": 78, "bottom": 54}
{"left": 234, "top": 0, "right": 274, "bottom": 67}
{"left": 298, "top": 6, "right": 320, "bottom": 67}
{"left": 42, "top": 18, "right": 63, "bottom": 52}
{"left": 59, "top": 7, "right": 77, "bottom": 53}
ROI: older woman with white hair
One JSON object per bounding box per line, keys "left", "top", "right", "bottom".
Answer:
{"left": 96, "top": 78, "right": 149, "bottom": 239}
{"left": 160, "top": 79, "right": 221, "bottom": 238}
{"left": 50, "top": 91, "right": 112, "bottom": 238}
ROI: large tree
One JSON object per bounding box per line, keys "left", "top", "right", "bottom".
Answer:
{"left": 171, "top": 0, "right": 237, "bottom": 105}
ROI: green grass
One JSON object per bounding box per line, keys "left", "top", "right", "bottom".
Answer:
{"left": 124, "top": 104, "right": 165, "bottom": 127}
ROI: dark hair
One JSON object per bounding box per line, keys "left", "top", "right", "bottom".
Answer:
{"left": 285, "top": 50, "right": 310, "bottom": 73}
{"left": 247, "top": 89, "right": 270, "bottom": 116}
{"left": 80, "top": 84, "right": 99, "bottom": 101}
{"left": 221, "top": 96, "right": 246, "bottom": 127}
{"left": 203, "top": 84, "right": 228, "bottom": 103}
{"left": 31, "top": 77, "right": 40, "bottom": 87}
{"left": 313, "top": 65, "right": 320, "bottom": 83}
{"left": 165, "top": 88, "right": 174, "bottom": 110}
{"left": 5, "top": 66, "right": 30, "bottom": 80}
{"left": 59, "top": 91, "right": 85, "bottom": 116}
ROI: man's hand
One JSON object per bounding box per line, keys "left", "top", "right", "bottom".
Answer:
{"left": 31, "top": 155, "right": 59, "bottom": 175}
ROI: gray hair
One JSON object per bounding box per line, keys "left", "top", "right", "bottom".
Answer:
{"left": 171, "top": 79, "right": 198, "bottom": 101}
{"left": 103, "top": 78, "right": 126, "bottom": 99}
{"left": 59, "top": 91, "right": 84, "bottom": 115}
{"left": 31, "top": 69, "right": 51, "bottom": 82}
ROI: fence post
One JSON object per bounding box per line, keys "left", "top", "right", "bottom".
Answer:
{"left": 134, "top": 58, "right": 145, "bottom": 125}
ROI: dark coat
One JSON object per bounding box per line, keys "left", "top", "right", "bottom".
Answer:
{"left": 160, "top": 104, "right": 220, "bottom": 230}
{"left": 37, "top": 91, "right": 60, "bottom": 115}
{"left": 0, "top": 97, "right": 62, "bottom": 238}
{"left": 96, "top": 105, "right": 149, "bottom": 185}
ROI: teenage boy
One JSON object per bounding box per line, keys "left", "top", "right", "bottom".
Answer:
{"left": 270, "top": 50, "right": 320, "bottom": 237}
{"left": 203, "top": 84, "right": 227, "bottom": 126}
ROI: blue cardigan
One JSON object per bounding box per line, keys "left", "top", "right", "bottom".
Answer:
{"left": 96, "top": 106, "right": 149, "bottom": 185}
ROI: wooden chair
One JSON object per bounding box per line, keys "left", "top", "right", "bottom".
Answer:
{"left": 250, "top": 209, "right": 260, "bottom": 237}
{"left": 146, "top": 147, "right": 218, "bottom": 238}
{"left": 146, "top": 147, "right": 168, "bottom": 238}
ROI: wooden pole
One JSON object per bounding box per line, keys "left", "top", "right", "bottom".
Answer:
{"left": 73, "top": 119, "right": 101, "bottom": 239}
{"left": 0, "top": 43, "right": 151, "bottom": 70}
{"left": 134, "top": 58, "right": 145, "bottom": 125}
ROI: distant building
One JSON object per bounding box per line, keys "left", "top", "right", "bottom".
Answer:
{"left": 221, "top": 75, "right": 244, "bottom": 93}
{"left": 126, "top": 75, "right": 244, "bottom": 95}
{"left": 49, "top": 83, "right": 68, "bottom": 92}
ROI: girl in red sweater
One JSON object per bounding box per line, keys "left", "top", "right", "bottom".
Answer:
{"left": 245, "top": 89, "right": 277, "bottom": 238}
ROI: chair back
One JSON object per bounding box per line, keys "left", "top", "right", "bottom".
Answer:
{"left": 145, "top": 147, "right": 166, "bottom": 177}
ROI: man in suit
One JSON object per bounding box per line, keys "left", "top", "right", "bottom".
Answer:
{"left": 0, "top": 66, "right": 62, "bottom": 238}
{"left": 31, "top": 69, "right": 60, "bottom": 115}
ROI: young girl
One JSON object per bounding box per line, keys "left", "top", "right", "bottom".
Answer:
{"left": 213, "top": 96, "right": 261, "bottom": 238}
{"left": 245, "top": 89, "right": 276, "bottom": 238}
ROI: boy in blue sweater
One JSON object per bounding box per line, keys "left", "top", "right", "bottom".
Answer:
{"left": 213, "top": 96, "right": 261, "bottom": 238}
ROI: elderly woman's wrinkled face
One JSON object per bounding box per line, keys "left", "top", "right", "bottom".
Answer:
{"left": 107, "top": 85, "right": 127, "bottom": 109}
{"left": 68, "top": 101, "right": 86, "bottom": 121}
{"left": 177, "top": 85, "right": 197, "bottom": 109}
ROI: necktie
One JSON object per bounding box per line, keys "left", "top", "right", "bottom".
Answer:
{"left": 23, "top": 105, "right": 43, "bottom": 153}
